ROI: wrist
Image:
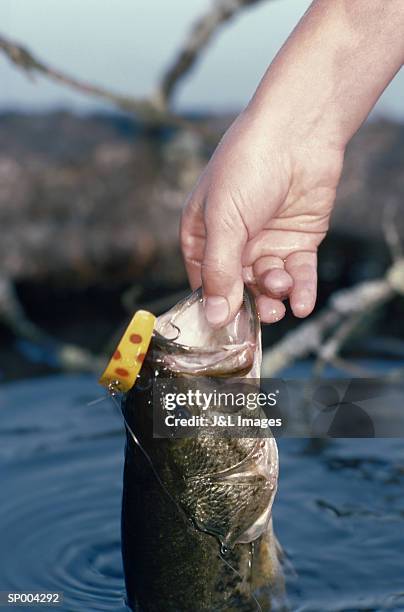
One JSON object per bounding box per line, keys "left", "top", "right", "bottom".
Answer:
{"left": 246, "top": 89, "right": 346, "bottom": 155}
{"left": 245, "top": 0, "right": 404, "bottom": 153}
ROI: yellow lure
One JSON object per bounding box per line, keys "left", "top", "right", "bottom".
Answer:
{"left": 99, "top": 310, "right": 156, "bottom": 393}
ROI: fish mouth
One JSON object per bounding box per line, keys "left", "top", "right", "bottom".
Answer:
{"left": 148, "top": 286, "right": 276, "bottom": 548}
{"left": 152, "top": 287, "right": 260, "bottom": 377}
{"left": 129, "top": 285, "right": 278, "bottom": 551}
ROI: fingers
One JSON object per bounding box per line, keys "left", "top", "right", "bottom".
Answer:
{"left": 256, "top": 295, "right": 286, "bottom": 323}
{"left": 262, "top": 269, "right": 293, "bottom": 296}
{"left": 243, "top": 229, "right": 319, "bottom": 265}
{"left": 251, "top": 256, "right": 289, "bottom": 323}
{"left": 243, "top": 230, "right": 321, "bottom": 319}
{"left": 249, "top": 251, "right": 318, "bottom": 320}
{"left": 285, "top": 251, "right": 317, "bottom": 317}
{"left": 253, "top": 255, "right": 293, "bottom": 298}
{"left": 181, "top": 190, "right": 319, "bottom": 325}
{"left": 180, "top": 197, "right": 205, "bottom": 290}
{"left": 201, "top": 201, "right": 247, "bottom": 328}
{"left": 181, "top": 191, "right": 247, "bottom": 328}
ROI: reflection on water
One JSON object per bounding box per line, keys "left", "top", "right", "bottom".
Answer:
{"left": 0, "top": 373, "right": 403, "bottom": 611}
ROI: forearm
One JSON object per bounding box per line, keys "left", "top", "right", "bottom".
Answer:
{"left": 247, "top": 0, "right": 404, "bottom": 150}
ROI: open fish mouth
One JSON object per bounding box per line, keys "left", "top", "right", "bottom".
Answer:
{"left": 143, "top": 286, "right": 279, "bottom": 550}
{"left": 152, "top": 287, "right": 260, "bottom": 377}
{"left": 122, "top": 286, "right": 282, "bottom": 611}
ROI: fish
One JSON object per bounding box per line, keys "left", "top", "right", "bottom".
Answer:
{"left": 121, "top": 287, "right": 283, "bottom": 611}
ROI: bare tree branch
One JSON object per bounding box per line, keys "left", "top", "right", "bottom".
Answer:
{"left": 0, "top": 34, "right": 196, "bottom": 131}
{"left": 326, "top": 356, "right": 374, "bottom": 377}
{"left": 262, "top": 309, "right": 339, "bottom": 377}
{"left": 154, "top": 0, "right": 269, "bottom": 109}
{"left": 0, "top": 1, "right": 272, "bottom": 130}
{"left": 262, "top": 260, "right": 404, "bottom": 376}
{"left": 313, "top": 311, "right": 369, "bottom": 377}
{"left": 2, "top": 261, "right": 404, "bottom": 378}
{"left": 382, "top": 201, "right": 403, "bottom": 262}
{"left": 0, "top": 276, "right": 103, "bottom": 373}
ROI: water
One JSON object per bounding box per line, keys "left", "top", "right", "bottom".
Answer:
{"left": 0, "top": 373, "right": 404, "bottom": 611}
{"left": 0, "top": 376, "right": 127, "bottom": 612}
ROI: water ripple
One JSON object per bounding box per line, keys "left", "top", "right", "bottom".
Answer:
{"left": 0, "top": 375, "right": 128, "bottom": 612}
{"left": 1, "top": 374, "right": 404, "bottom": 611}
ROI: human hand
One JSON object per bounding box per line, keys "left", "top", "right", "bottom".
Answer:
{"left": 180, "top": 0, "right": 404, "bottom": 328}
{"left": 181, "top": 107, "right": 344, "bottom": 326}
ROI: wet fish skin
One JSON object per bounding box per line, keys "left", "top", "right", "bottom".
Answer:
{"left": 121, "top": 289, "right": 282, "bottom": 611}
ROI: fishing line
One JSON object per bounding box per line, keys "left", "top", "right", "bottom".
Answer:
{"left": 122, "top": 394, "right": 261, "bottom": 612}
{"left": 86, "top": 396, "right": 108, "bottom": 407}
{"left": 107, "top": 385, "right": 264, "bottom": 612}
{"left": 217, "top": 550, "right": 263, "bottom": 612}
{"left": 108, "top": 390, "right": 190, "bottom": 526}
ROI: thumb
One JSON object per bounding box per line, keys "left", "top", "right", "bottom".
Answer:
{"left": 201, "top": 206, "right": 246, "bottom": 328}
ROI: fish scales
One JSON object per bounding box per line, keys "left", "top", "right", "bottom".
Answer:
{"left": 121, "top": 288, "right": 282, "bottom": 611}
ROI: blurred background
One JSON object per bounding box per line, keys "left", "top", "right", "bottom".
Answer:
{"left": 0, "top": 0, "right": 403, "bottom": 382}
{"left": 1, "top": 3, "right": 404, "bottom": 611}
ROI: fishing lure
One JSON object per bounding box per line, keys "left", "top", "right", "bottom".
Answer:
{"left": 99, "top": 309, "right": 155, "bottom": 393}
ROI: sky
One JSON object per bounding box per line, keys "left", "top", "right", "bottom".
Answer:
{"left": 0, "top": 0, "right": 403, "bottom": 119}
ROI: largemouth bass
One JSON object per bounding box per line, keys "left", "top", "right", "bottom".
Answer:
{"left": 121, "top": 288, "right": 282, "bottom": 611}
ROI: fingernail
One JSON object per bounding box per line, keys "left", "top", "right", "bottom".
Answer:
{"left": 263, "top": 271, "right": 292, "bottom": 294}
{"left": 204, "top": 296, "right": 229, "bottom": 327}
